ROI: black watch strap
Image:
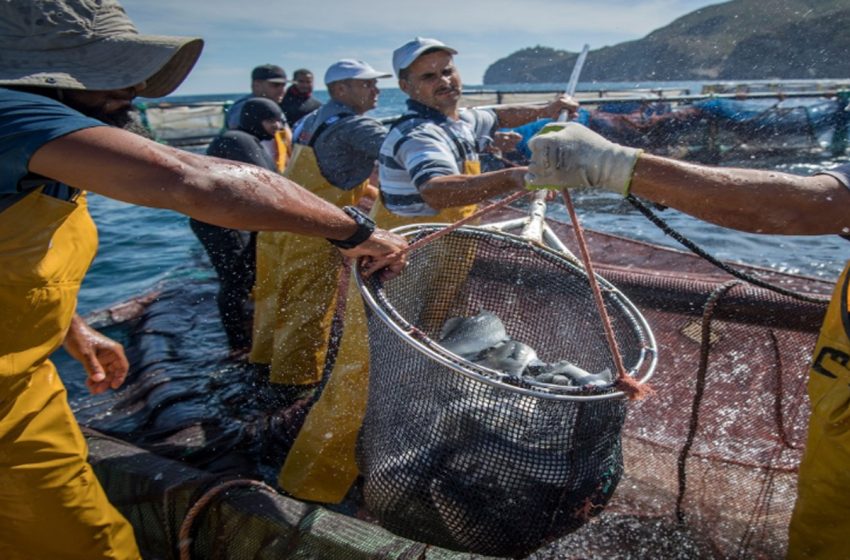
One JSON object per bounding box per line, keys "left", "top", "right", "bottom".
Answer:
{"left": 327, "top": 206, "right": 376, "bottom": 249}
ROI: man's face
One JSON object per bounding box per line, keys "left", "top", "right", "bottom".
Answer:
{"left": 399, "top": 51, "right": 462, "bottom": 115}
{"left": 338, "top": 79, "right": 380, "bottom": 114}
{"left": 62, "top": 82, "right": 147, "bottom": 131}
{"left": 262, "top": 116, "right": 285, "bottom": 137}
{"left": 253, "top": 79, "right": 287, "bottom": 103}
{"left": 294, "top": 73, "right": 314, "bottom": 95}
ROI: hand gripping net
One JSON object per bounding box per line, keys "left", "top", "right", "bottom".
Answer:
{"left": 354, "top": 224, "right": 657, "bottom": 558}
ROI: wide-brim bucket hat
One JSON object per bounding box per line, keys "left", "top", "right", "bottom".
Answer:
{"left": 0, "top": 0, "right": 204, "bottom": 98}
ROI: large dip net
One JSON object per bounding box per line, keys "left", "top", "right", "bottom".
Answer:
{"left": 62, "top": 207, "right": 832, "bottom": 559}
{"left": 354, "top": 224, "right": 657, "bottom": 557}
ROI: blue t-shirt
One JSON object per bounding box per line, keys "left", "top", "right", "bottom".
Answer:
{"left": 0, "top": 87, "right": 104, "bottom": 209}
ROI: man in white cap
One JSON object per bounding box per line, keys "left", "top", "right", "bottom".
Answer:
{"left": 0, "top": 2, "right": 406, "bottom": 558}
{"left": 277, "top": 39, "right": 578, "bottom": 505}
{"left": 375, "top": 36, "right": 578, "bottom": 226}
{"left": 251, "top": 59, "right": 393, "bottom": 391}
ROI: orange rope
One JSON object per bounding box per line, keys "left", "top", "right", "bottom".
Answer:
{"left": 393, "top": 189, "right": 531, "bottom": 258}
{"left": 561, "top": 189, "right": 650, "bottom": 400}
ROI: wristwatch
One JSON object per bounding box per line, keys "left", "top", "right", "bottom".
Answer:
{"left": 327, "top": 206, "right": 376, "bottom": 249}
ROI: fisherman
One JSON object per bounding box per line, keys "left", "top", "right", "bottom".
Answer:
{"left": 524, "top": 122, "right": 850, "bottom": 560}
{"left": 251, "top": 59, "right": 392, "bottom": 389}
{"left": 225, "top": 63, "right": 292, "bottom": 171}
{"left": 0, "top": 1, "right": 406, "bottom": 558}
{"left": 280, "top": 68, "right": 322, "bottom": 126}
{"left": 190, "top": 98, "right": 286, "bottom": 355}
{"left": 278, "top": 37, "right": 578, "bottom": 504}
{"left": 225, "top": 64, "right": 288, "bottom": 128}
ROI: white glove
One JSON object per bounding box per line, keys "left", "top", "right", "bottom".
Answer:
{"left": 526, "top": 122, "right": 642, "bottom": 196}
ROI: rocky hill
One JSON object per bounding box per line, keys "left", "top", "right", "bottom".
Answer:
{"left": 483, "top": 0, "right": 850, "bottom": 84}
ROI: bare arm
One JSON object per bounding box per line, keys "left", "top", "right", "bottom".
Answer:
{"left": 29, "top": 126, "right": 361, "bottom": 240}
{"left": 493, "top": 95, "right": 578, "bottom": 129}
{"left": 631, "top": 153, "right": 850, "bottom": 235}
{"left": 420, "top": 168, "right": 526, "bottom": 209}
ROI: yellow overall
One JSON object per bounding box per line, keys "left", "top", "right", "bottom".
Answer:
{"left": 251, "top": 142, "right": 369, "bottom": 385}
{"left": 0, "top": 190, "right": 140, "bottom": 559}
{"left": 280, "top": 161, "right": 480, "bottom": 503}
{"left": 788, "top": 261, "right": 850, "bottom": 559}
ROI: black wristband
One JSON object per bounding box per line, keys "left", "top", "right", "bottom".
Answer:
{"left": 327, "top": 206, "right": 375, "bottom": 249}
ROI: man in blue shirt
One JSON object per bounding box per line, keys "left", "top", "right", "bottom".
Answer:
{"left": 0, "top": 1, "right": 406, "bottom": 558}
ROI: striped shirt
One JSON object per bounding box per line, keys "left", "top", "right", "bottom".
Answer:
{"left": 378, "top": 99, "right": 497, "bottom": 216}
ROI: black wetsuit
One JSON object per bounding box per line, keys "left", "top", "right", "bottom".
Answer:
{"left": 189, "top": 98, "right": 281, "bottom": 351}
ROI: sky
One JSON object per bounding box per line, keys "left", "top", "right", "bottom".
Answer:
{"left": 121, "top": 0, "right": 727, "bottom": 96}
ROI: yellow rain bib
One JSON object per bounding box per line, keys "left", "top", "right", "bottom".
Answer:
{"left": 273, "top": 127, "right": 292, "bottom": 173}
{"left": 251, "top": 143, "right": 369, "bottom": 385}
{"left": 280, "top": 160, "right": 481, "bottom": 503}
{"left": 0, "top": 189, "right": 140, "bottom": 559}
{"left": 788, "top": 262, "right": 850, "bottom": 559}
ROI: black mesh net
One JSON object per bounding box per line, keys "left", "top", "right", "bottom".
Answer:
{"left": 355, "top": 226, "right": 655, "bottom": 557}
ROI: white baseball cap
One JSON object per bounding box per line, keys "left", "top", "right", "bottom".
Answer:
{"left": 392, "top": 37, "right": 457, "bottom": 76}
{"left": 324, "top": 59, "right": 392, "bottom": 85}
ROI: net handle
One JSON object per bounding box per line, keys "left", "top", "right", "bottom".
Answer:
{"left": 560, "top": 188, "right": 651, "bottom": 400}
{"left": 392, "top": 189, "right": 531, "bottom": 258}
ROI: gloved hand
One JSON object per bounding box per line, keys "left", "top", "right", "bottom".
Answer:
{"left": 525, "top": 122, "right": 642, "bottom": 196}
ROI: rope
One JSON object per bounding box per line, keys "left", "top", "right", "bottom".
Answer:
{"left": 561, "top": 189, "right": 649, "bottom": 400}
{"left": 392, "top": 189, "right": 531, "bottom": 258}
{"left": 178, "top": 478, "right": 278, "bottom": 560}
{"left": 626, "top": 194, "right": 829, "bottom": 304}
{"left": 675, "top": 280, "right": 741, "bottom": 523}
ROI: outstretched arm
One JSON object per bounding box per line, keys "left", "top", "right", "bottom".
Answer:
{"left": 630, "top": 154, "right": 850, "bottom": 235}
{"left": 30, "top": 126, "right": 363, "bottom": 238}
{"left": 526, "top": 122, "right": 850, "bottom": 236}
{"left": 494, "top": 95, "right": 579, "bottom": 129}
{"left": 420, "top": 168, "right": 527, "bottom": 209}
{"left": 29, "top": 125, "right": 407, "bottom": 276}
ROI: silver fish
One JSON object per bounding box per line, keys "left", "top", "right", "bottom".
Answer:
{"left": 475, "top": 340, "right": 539, "bottom": 377}
{"left": 437, "top": 311, "right": 508, "bottom": 359}
{"left": 531, "top": 360, "right": 613, "bottom": 387}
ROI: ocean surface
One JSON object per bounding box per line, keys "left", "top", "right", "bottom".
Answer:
{"left": 77, "top": 81, "right": 850, "bottom": 316}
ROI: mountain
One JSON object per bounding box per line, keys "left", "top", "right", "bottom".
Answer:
{"left": 482, "top": 0, "right": 850, "bottom": 84}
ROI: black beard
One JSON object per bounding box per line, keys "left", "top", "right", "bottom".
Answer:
{"left": 67, "top": 101, "right": 155, "bottom": 140}
{"left": 93, "top": 107, "right": 155, "bottom": 140}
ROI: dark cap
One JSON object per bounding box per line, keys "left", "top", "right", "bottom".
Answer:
{"left": 252, "top": 64, "right": 287, "bottom": 83}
